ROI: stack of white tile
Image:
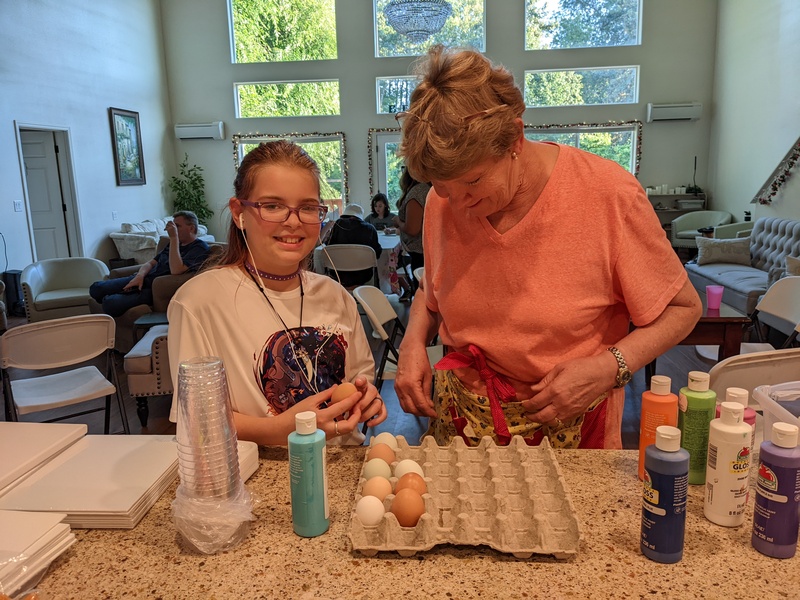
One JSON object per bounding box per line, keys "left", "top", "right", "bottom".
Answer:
{"left": 0, "top": 510, "right": 75, "bottom": 597}
{"left": 0, "top": 433, "right": 260, "bottom": 529}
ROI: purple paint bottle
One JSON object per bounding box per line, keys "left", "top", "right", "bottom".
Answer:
{"left": 752, "top": 422, "right": 800, "bottom": 558}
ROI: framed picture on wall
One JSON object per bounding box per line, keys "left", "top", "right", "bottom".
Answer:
{"left": 109, "top": 107, "right": 146, "bottom": 186}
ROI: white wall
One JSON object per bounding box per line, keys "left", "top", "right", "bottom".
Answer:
{"left": 161, "top": 0, "right": 719, "bottom": 239}
{"left": 708, "top": 0, "right": 800, "bottom": 223}
{"left": 0, "top": 0, "right": 173, "bottom": 269}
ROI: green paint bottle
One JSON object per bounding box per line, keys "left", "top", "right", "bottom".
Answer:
{"left": 678, "top": 371, "right": 716, "bottom": 485}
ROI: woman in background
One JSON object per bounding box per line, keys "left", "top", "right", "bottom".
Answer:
{"left": 393, "top": 168, "right": 431, "bottom": 291}
{"left": 168, "top": 140, "right": 387, "bottom": 445}
{"left": 365, "top": 192, "right": 396, "bottom": 230}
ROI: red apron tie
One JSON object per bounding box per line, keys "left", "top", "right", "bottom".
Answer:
{"left": 435, "top": 344, "right": 517, "bottom": 445}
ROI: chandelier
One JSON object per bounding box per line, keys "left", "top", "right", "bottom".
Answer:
{"left": 384, "top": 0, "right": 453, "bottom": 44}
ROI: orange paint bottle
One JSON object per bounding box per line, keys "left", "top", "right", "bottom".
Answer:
{"left": 638, "top": 375, "right": 679, "bottom": 480}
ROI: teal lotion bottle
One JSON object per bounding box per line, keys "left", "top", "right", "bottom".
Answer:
{"left": 678, "top": 371, "right": 717, "bottom": 485}
{"left": 288, "top": 411, "right": 330, "bottom": 537}
{"left": 641, "top": 425, "right": 690, "bottom": 563}
{"left": 704, "top": 402, "right": 752, "bottom": 527}
{"left": 752, "top": 422, "right": 800, "bottom": 558}
{"left": 715, "top": 387, "right": 757, "bottom": 451}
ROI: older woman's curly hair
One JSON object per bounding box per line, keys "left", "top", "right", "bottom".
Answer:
{"left": 397, "top": 45, "right": 525, "bottom": 183}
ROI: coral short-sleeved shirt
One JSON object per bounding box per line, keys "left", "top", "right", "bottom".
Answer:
{"left": 422, "top": 144, "right": 688, "bottom": 446}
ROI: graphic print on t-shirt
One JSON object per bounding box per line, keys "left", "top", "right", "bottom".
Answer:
{"left": 256, "top": 325, "right": 348, "bottom": 414}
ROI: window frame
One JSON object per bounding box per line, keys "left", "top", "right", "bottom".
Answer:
{"left": 232, "top": 131, "right": 349, "bottom": 207}
{"left": 523, "top": 65, "right": 640, "bottom": 108}
{"left": 234, "top": 79, "right": 341, "bottom": 118}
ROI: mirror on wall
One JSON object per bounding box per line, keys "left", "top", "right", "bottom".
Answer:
{"left": 232, "top": 132, "right": 349, "bottom": 213}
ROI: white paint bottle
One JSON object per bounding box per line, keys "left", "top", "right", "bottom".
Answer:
{"left": 704, "top": 402, "right": 752, "bottom": 527}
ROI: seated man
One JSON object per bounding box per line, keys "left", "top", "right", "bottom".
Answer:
{"left": 324, "top": 204, "right": 382, "bottom": 288}
{"left": 90, "top": 211, "right": 210, "bottom": 317}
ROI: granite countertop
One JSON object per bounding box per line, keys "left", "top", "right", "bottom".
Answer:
{"left": 35, "top": 447, "right": 796, "bottom": 599}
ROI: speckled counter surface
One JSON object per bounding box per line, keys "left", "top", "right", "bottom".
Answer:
{"left": 35, "top": 447, "right": 796, "bottom": 599}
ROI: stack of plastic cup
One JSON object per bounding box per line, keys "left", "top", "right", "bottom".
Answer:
{"left": 172, "top": 356, "right": 254, "bottom": 554}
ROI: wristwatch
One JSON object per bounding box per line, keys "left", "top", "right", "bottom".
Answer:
{"left": 607, "top": 346, "right": 633, "bottom": 388}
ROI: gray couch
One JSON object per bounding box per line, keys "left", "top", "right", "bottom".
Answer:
{"left": 685, "top": 217, "right": 800, "bottom": 315}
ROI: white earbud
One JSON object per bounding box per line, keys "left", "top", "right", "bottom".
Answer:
{"left": 239, "top": 214, "right": 245, "bottom": 229}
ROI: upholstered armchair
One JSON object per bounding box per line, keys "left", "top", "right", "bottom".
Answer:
{"left": 21, "top": 257, "right": 109, "bottom": 323}
{"left": 670, "top": 211, "right": 733, "bottom": 249}
{"left": 124, "top": 324, "right": 171, "bottom": 427}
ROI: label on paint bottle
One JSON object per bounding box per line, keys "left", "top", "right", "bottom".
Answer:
{"left": 641, "top": 468, "right": 688, "bottom": 558}
{"left": 753, "top": 461, "right": 800, "bottom": 547}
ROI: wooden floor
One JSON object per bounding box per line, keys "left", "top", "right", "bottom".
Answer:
{"left": 1, "top": 307, "right": 714, "bottom": 448}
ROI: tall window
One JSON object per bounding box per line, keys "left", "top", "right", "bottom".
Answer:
{"left": 374, "top": 0, "right": 485, "bottom": 58}
{"left": 525, "top": 0, "right": 641, "bottom": 50}
{"left": 524, "top": 66, "right": 639, "bottom": 108}
{"left": 229, "top": 0, "right": 337, "bottom": 63}
{"left": 235, "top": 81, "right": 341, "bottom": 118}
{"left": 524, "top": 122, "right": 641, "bottom": 174}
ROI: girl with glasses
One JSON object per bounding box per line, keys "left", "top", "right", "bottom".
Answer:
{"left": 393, "top": 45, "right": 702, "bottom": 450}
{"left": 168, "top": 140, "right": 387, "bottom": 444}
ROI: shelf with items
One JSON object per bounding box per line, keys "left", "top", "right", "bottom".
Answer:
{"left": 650, "top": 194, "right": 706, "bottom": 230}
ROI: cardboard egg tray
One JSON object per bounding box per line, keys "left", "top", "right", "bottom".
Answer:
{"left": 348, "top": 435, "right": 581, "bottom": 559}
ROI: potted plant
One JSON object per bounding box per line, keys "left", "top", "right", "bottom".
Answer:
{"left": 169, "top": 154, "right": 213, "bottom": 224}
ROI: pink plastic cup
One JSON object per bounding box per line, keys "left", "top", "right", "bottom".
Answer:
{"left": 706, "top": 285, "right": 724, "bottom": 310}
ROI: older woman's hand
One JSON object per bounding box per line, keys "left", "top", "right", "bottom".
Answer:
{"left": 394, "top": 342, "right": 437, "bottom": 418}
{"left": 521, "top": 354, "right": 616, "bottom": 426}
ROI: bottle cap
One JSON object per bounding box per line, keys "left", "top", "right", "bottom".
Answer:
{"left": 772, "top": 422, "right": 799, "bottom": 448}
{"left": 650, "top": 375, "right": 672, "bottom": 396}
{"left": 687, "top": 371, "right": 710, "bottom": 392}
{"left": 719, "top": 401, "right": 744, "bottom": 425}
{"left": 725, "top": 387, "right": 749, "bottom": 408}
{"left": 295, "top": 411, "right": 318, "bottom": 435}
{"left": 655, "top": 425, "right": 682, "bottom": 452}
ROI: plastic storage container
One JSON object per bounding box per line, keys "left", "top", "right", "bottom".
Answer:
{"left": 753, "top": 382, "right": 800, "bottom": 435}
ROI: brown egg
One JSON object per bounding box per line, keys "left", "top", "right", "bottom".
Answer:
{"left": 367, "top": 442, "right": 396, "bottom": 465}
{"left": 361, "top": 476, "right": 393, "bottom": 502}
{"left": 395, "top": 472, "right": 427, "bottom": 496}
{"left": 391, "top": 488, "right": 426, "bottom": 527}
{"left": 331, "top": 382, "right": 357, "bottom": 403}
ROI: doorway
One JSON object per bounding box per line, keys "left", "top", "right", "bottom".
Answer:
{"left": 17, "top": 125, "right": 82, "bottom": 260}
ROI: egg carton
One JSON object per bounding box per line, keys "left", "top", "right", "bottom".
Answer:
{"left": 348, "top": 435, "right": 582, "bottom": 559}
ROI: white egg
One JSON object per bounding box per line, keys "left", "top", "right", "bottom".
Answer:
{"left": 355, "top": 495, "right": 386, "bottom": 526}
{"left": 363, "top": 457, "right": 392, "bottom": 481}
{"left": 372, "top": 431, "right": 399, "bottom": 450}
{"left": 393, "top": 459, "right": 424, "bottom": 479}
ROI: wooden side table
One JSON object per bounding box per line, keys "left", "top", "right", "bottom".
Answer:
{"left": 132, "top": 312, "right": 169, "bottom": 342}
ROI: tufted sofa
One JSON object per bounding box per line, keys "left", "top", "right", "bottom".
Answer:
{"left": 109, "top": 216, "right": 215, "bottom": 264}
{"left": 685, "top": 217, "right": 800, "bottom": 315}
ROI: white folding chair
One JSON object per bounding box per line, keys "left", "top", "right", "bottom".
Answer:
{"left": 413, "top": 267, "right": 425, "bottom": 286}
{"left": 709, "top": 347, "right": 800, "bottom": 410}
{"left": 353, "top": 286, "right": 443, "bottom": 392}
{"left": 1, "top": 314, "right": 130, "bottom": 434}
{"left": 318, "top": 244, "right": 379, "bottom": 289}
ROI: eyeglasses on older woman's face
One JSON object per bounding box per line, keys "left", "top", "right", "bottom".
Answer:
{"left": 237, "top": 199, "right": 328, "bottom": 224}
{"left": 394, "top": 104, "right": 509, "bottom": 127}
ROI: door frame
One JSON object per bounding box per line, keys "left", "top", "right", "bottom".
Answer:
{"left": 14, "top": 121, "right": 84, "bottom": 261}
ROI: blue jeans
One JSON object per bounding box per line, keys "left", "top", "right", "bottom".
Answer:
{"left": 89, "top": 276, "right": 154, "bottom": 317}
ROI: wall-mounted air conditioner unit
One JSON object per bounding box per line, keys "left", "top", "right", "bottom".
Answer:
{"left": 174, "top": 121, "right": 225, "bottom": 140}
{"left": 646, "top": 102, "right": 702, "bottom": 123}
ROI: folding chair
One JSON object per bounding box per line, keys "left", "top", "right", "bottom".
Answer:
{"left": 318, "top": 244, "right": 379, "bottom": 289}
{"left": 353, "top": 286, "right": 444, "bottom": 392}
{"left": 1, "top": 314, "right": 130, "bottom": 434}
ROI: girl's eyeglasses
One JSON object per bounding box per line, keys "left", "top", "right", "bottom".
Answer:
{"left": 238, "top": 199, "right": 328, "bottom": 224}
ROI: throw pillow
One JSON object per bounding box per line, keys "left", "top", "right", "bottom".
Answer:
{"left": 695, "top": 236, "right": 752, "bottom": 266}
{"left": 787, "top": 255, "right": 800, "bottom": 276}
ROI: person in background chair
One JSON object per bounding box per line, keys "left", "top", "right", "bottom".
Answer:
{"left": 90, "top": 211, "right": 210, "bottom": 317}
{"left": 393, "top": 167, "right": 431, "bottom": 294}
{"left": 365, "top": 192, "right": 396, "bottom": 230}
{"left": 324, "top": 204, "right": 383, "bottom": 288}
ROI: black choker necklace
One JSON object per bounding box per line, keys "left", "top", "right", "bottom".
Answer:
{"left": 244, "top": 262, "right": 300, "bottom": 281}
